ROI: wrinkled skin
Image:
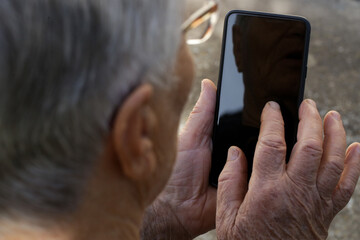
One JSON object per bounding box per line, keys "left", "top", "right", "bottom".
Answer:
{"left": 142, "top": 80, "right": 360, "bottom": 240}
{"left": 156, "top": 79, "right": 217, "bottom": 238}
{"left": 216, "top": 100, "right": 360, "bottom": 239}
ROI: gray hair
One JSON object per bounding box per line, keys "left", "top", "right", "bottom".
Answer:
{"left": 0, "top": 0, "right": 182, "bottom": 221}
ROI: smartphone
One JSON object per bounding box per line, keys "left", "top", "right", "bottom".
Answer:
{"left": 209, "top": 10, "right": 311, "bottom": 187}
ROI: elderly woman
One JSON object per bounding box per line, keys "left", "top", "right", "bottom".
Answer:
{"left": 0, "top": 0, "right": 358, "bottom": 239}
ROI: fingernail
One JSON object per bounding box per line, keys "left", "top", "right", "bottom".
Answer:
{"left": 229, "top": 147, "right": 240, "bottom": 161}
{"left": 331, "top": 111, "right": 341, "bottom": 121}
{"left": 201, "top": 80, "right": 205, "bottom": 92}
{"left": 355, "top": 143, "right": 360, "bottom": 155}
{"left": 306, "top": 99, "right": 317, "bottom": 107}
{"left": 268, "top": 101, "right": 280, "bottom": 110}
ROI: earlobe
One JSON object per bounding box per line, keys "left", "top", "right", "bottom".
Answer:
{"left": 111, "top": 83, "right": 157, "bottom": 181}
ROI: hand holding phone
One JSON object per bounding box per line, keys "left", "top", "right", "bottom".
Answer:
{"left": 216, "top": 98, "right": 360, "bottom": 240}
{"left": 210, "top": 11, "right": 311, "bottom": 186}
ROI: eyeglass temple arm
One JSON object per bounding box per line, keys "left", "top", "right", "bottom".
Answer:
{"left": 181, "top": 1, "right": 218, "bottom": 33}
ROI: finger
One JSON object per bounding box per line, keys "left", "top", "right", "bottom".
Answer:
{"left": 217, "top": 146, "right": 247, "bottom": 227}
{"left": 252, "top": 101, "right": 286, "bottom": 181}
{"left": 287, "top": 99, "right": 323, "bottom": 185}
{"left": 332, "top": 143, "right": 360, "bottom": 214}
{"left": 179, "top": 79, "right": 217, "bottom": 151}
{"left": 316, "top": 111, "right": 346, "bottom": 200}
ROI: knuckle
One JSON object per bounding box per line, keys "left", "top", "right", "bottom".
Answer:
{"left": 325, "top": 159, "right": 344, "bottom": 177}
{"left": 330, "top": 148, "right": 346, "bottom": 161}
{"left": 299, "top": 138, "right": 323, "bottom": 159}
{"left": 218, "top": 171, "right": 233, "bottom": 184}
{"left": 218, "top": 171, "right": 237, "bottom": 194}
{"left": 258, "top": 134, "right": 286, "bottom": 155}
{"left": 334, "top": 189, "right": 353, "bottom": 212}
{"left": 339, "top": 184, "right": 355, "bottom": 201}
{"left": 190, "top": 104, "right": 202, "bottom": 115}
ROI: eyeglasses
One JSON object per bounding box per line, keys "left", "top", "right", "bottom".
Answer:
{"left": 181, "top": 0, "right": 219, "bottom": 45}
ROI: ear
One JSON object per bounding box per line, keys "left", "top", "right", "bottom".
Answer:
{"left": 111, "top": 83, "right": 157, "bottom": 181}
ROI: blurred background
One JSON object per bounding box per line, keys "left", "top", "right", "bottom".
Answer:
{"left": 181, "top": 0, "right": 360, "bottom": 239}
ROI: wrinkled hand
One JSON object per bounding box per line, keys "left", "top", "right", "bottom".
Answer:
{"left": 217, "top": 100, "right": 360, "bottom": 240}
{"left": 141, "top": 79, "right": 217, "bottom": 239}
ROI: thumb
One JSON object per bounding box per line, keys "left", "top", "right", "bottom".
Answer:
{"left": 217, "top": 146, "right": 248, "bottom": 226}
{"left": 179, "top": 79, "right": 217, "bottom": 150}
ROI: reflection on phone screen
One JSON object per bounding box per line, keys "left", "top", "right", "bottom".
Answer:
{"left": 210, "top": 13, "right": 309, "bottom": 186}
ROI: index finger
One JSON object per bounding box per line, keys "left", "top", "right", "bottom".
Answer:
{"left": 287, "top": 99, "right": 323, "bottom": 185}
{"left": 252, "top": 101, "right": 286, "bottom": 182}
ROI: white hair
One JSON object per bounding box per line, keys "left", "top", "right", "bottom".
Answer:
{"left": 0, "top": 0, "right": 182, "bottom": 221}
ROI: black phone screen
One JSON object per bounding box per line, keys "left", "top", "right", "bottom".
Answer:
{"left": 209, "top": 11, "right": 311, "bottom": 187}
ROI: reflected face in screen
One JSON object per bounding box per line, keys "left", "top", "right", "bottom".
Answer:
{"left": 210, "top": 13, "right": 308, "bottom": 185}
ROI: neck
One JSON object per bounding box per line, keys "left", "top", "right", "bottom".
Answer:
{"left": 71, "top": 153, "right": 146, "bottom": 240}
{"left": 72, "top": 183, "right": 145, "bottom": 240}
